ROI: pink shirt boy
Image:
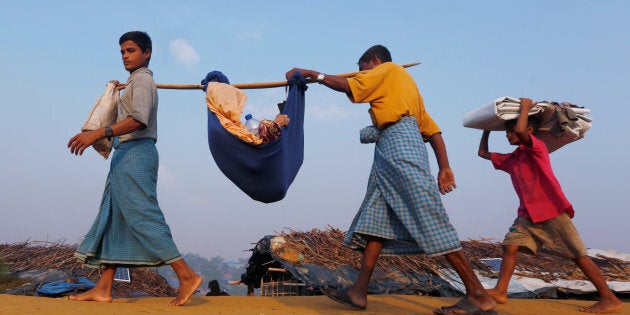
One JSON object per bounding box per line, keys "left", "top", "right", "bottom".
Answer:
{"left": 491, "top": 135, "right": 574, "bottom": 223}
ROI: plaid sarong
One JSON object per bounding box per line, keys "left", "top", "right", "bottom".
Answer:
{"left": 75, "top": 139, "right": 181, "bottom": 267}
{"left": 345, "top": 116, "right": 462, "bottom": 256}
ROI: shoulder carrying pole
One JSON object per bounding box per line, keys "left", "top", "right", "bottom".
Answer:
{"left": 156, "top": 62, "right": 420, "bottom": 90}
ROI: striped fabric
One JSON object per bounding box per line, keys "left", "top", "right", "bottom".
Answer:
{"left": 75, "top": 139, "right": 181, "bottom": 267}
{"left": 345, "top": 116, "right": 462, "bottom": 257}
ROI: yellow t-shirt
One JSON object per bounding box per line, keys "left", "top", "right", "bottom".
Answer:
{"left": 346, "top": 62, "right": 441, "bottom": 141}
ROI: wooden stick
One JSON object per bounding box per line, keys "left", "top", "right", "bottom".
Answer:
{"left": 156, "top": 62, "right": 420, "bottom": 90}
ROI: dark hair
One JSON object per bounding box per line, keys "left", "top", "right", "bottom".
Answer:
{"left": 119, "top": 31, "right": 152, "bottom": 62}
{"left": 505, "top": 116, "right": 540, "bottom": 131}
{"left": 358, "top": 45, "right": 392, "bottom": 63}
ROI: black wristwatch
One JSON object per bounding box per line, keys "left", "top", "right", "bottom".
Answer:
{"left": 105, "top": 125, "right": 114, "bottom": 141}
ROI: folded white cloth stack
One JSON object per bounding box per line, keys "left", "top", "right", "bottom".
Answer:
{"left": 462, "top": 96, "right": 592, "bottom": 152}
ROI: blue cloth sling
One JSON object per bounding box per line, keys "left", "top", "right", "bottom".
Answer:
{"left": 201, "top": 71, "right": 307, "bottom": 203}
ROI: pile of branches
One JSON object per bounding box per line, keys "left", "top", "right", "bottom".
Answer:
{"left": 0, "top": 240, "right": 175, "bottom": 298}
{"left": 274, "top": 227, "right": 630, "bottom": 283}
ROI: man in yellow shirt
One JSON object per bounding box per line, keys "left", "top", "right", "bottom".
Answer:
{"left": 286, "top": 45, "right": 496, "bottom": 315}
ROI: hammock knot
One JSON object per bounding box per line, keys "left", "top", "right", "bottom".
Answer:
{"left": 201, "top": 71, "right": 230, "bottom": 91}
{"left": 288, "top": 71, "right": 308, "bottom": 91}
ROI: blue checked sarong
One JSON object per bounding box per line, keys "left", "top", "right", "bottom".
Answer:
{"left": 75, "top": 139, "right": 181, "bottom": 267}
{"left": 345, "top": 116, "right": 462, "bottom": 257}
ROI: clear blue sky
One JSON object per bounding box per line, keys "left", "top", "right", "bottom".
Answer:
{"left": 1, "top": 1, "right": 629, "bottom": 260}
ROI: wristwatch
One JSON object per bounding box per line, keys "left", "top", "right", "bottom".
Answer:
{"left": 316, "top": 73, "right": 326, "bottom": 83}
{"left": 105, "top": 125, "right": 114, "bottom": 141}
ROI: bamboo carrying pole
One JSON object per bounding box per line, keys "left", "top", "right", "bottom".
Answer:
{"left": 156, "top": 62, "right": 420, "bottom": 90}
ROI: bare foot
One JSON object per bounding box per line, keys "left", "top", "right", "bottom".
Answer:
{"left": 345, "top": 287, "right": 367, "bottom": 309}
{"left": 168, "top": 274, "right": 202, "bottom": 306}
{"left": 68, "top": 287, "right": 113, "bottom": 303}
{"left": 468, "top": 289, "right": 497, "bottom": 311}
{"left": 486, "top": 288, "right": 507, "bottom": 304}
{"left": 434, "top": 294, "right": 497, "bottom": 315}
{"left": 578, "top": 299, "right": 624, "bottom": 313}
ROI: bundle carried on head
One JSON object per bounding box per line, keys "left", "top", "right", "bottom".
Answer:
{"left": 463, "top": 96, "right": 592, "bottom": 152}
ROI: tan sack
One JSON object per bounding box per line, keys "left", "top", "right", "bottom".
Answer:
{"left": 81, "top": 81, "right": 119, "bottom": 159}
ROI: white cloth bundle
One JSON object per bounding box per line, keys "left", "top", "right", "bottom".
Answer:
{"left": 81, "top": 81, "right": 119, "bottom": 159}
{"left": 463, "top": 96, "right": 592, "bottom": 152}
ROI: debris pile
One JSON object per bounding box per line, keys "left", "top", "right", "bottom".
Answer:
{"left": 0, "top": 240, "right": 175, "bottom": 298}
{"left": 270, "top": 227, "right": 630, "bottom": 294}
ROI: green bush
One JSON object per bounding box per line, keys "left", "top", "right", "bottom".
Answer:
{"left": 0, "top": 254, "right": 29, "bottom": 292}
{"left": 0, "top": 255, "right": 9, "bottom": 281}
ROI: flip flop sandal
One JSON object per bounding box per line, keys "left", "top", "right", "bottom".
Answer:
{"left": 321, "top": 287, "right": 366, "bottom": 310}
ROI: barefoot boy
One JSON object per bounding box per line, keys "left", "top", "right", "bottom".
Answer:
{"left": 67, "top": 31, "right": 202, "bottom": 306}
{"left": 477, "top": 98, "right": 623, "bottom": 313}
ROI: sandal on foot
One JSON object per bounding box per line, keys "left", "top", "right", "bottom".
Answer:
{"left": 321, "top": 287, "right": 366, "bottom": 310}
{"left": 433, "top": 298, "right": 498, "bottom": 315}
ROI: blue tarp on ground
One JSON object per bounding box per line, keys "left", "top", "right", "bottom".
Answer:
{"left": 37, "top": 277, "right": 96, "bottom": 295}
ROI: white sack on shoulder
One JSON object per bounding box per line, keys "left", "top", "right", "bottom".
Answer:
{"left": 81, "top": 81, "right": 119, "bottom": 159}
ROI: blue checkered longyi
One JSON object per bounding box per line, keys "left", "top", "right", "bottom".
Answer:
{"left": 345, "top": 116, "right": 462, "bottom": 257}
{"left": 75, "top": 139, "right": 181, "bottom": 267}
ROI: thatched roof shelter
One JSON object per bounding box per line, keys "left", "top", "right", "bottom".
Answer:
{"left": 262, "top": 227, "right": 630, "bottom": 297}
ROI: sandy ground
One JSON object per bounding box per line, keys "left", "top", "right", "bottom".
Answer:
{"left": 1, "top": 294, "right": 628, "bottom": 315}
